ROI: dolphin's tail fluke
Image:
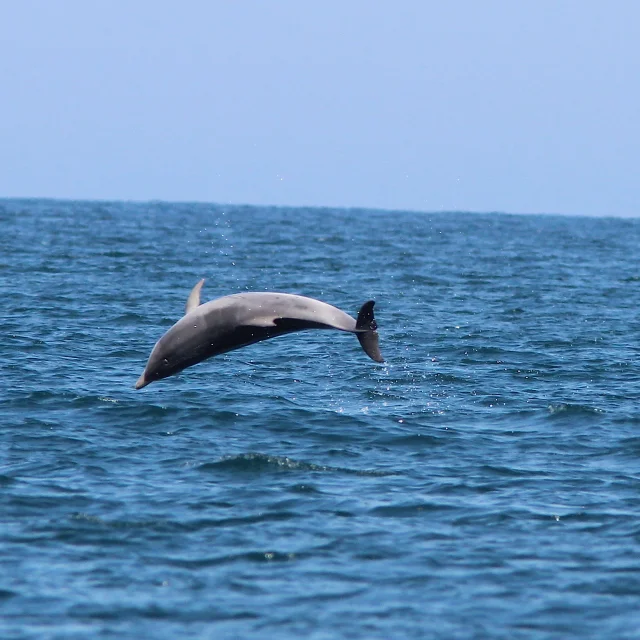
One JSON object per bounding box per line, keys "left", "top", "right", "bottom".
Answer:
{"left": 355, "top": 301, "right": 384, "bottom": 363}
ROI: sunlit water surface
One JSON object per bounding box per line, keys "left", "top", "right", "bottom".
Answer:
{"left": 1, "top": 199, "right": 639, "bottom": 639}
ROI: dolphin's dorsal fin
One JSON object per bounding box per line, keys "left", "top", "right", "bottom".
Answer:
{"left": 185, "top": 279, "right": 205, "bottom": 314}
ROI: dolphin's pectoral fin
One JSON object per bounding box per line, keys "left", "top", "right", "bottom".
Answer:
{"left": 185, "top": 279, "right": 205, "bottom": 315}
{"left": 355, "top": 301, "right": 384, "bottom": 363}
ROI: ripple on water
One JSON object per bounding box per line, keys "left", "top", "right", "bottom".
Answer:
{"left": 198, "top": 453, "right": 398, "bottom": 477}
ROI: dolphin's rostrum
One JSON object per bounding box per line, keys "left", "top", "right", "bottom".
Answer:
{"left": 135, "top": 280, "right": 384, "bottom": 389}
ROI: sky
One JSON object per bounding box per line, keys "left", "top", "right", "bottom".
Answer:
{"left": 0, "top": 1, "right": 638, "bottom": 216}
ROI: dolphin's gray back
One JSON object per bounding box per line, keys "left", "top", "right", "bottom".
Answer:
{"left": 202, "top": 292, "right": 358, "bottom": 332}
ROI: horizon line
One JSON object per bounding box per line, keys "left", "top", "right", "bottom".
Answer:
{"left": 0, "top": 195, "right": 636, "bottom": 220}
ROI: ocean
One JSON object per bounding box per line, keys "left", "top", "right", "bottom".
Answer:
{"left": 1, "top": 198, "right": 639, "bottom": 639}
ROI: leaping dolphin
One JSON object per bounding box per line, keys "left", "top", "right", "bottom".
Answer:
{"left": 135, "top": 279, "right": 384, "bottom": 389}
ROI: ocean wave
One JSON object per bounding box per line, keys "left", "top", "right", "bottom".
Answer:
{"left": 198, "top": 453, "right": 397, "bottom": 477}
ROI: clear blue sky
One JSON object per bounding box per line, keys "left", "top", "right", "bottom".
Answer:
{"left": 1, "top": 1, "right": 638, "bottom": 216}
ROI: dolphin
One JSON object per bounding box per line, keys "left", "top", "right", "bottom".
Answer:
{"left": 135, "top": 279, "right": 384, "bottom": 389}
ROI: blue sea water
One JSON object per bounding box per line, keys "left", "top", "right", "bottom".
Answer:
{"left": 1, "top": 198, "right": 639, "bottom": 639}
